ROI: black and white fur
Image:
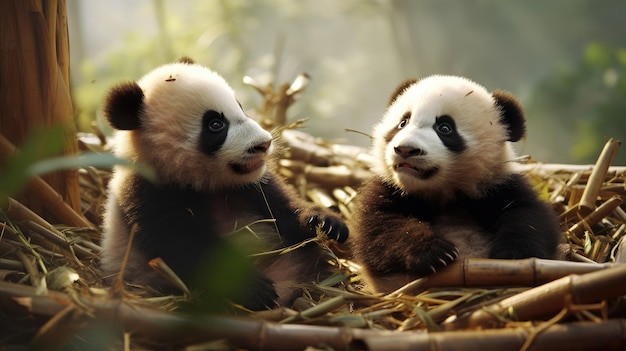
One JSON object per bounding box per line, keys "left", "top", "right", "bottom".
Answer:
{"left": 350, "top": 75, "right": 561, "bottom": 293}
{"left": 100, "top": 58, "right": 348, "bottom": 310}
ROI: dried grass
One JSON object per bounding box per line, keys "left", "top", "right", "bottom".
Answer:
{"left": 2, "top": 77, "right": 626, "bottom": 350}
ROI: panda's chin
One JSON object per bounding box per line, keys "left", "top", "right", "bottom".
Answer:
{"left": 229, "top": 158, "right": 266, "bottom": 175}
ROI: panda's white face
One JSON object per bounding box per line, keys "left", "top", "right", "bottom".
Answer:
{"left": 113, "top": 63, "right": 273, "bottom": 191}
{"left": 372, "top": 75, "right": 518, "bottom": 200}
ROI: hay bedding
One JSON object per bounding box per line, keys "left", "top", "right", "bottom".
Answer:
{"left": 2, "top": 79, "right": 626, "bottom": 351}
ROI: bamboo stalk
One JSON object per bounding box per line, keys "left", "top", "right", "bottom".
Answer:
{"left": 306, "top": 188, "right": 339, "bottom": 210}
{"left": 567, "top": 195, "right": 623, "bottom": 238}
{"left": 0, "top": 280, "right": 353, "bottom": 350}
{"left": 0, "top": 134, "right": 93, "bottom": 228}
{"left": 26, "top": 176, "right": 95, "bottom": 228}
{"left": 279, "top": 159, "right": 370, "bottom": 187}
{"left": 518, "top": 163, "right": 626, "bottom": 177}
{"left": 31, "top": 304, "right": 90, "bottom": 351}
{"left": 24, "top": 220, "right": 94, "bottom": 261}
{"left": 444, "top": 262, "right": 626, "bottom": 329}
{"left": 3, "top": 199, "right": 96, "bottom": 262}
{"left": 578, "top": 138, "right": 621, "bottom": 215}
{"left": 14, "top": 250, "right": 43, "bottom": 288}
{"left": 3, "top": 280, "right": 626, "bottom": 351}
{"left": 391, "top": 258, "right": 612, "bottom": 294}
{"left": 0, "top": 257, "right": 25, "bottom": 271}
{"left": 359, "top": 319, "right": 626, "bottom": 351}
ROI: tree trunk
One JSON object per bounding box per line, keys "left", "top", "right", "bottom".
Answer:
{"left": 0, "top": 0, "right": 80, "bottom": 221}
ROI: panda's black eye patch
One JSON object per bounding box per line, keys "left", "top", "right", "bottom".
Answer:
{"left": 200, "top": 110, "right": 230, "bottom": 155}
{"left": 397, "top": 112, "right": 411, "bottom": 129}
{"left": 434, "top": 115, "right": 466, "bottom": 153}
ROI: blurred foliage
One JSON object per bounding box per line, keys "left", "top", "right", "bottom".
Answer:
{"left": 72, "top": 0, "right": 249, "bottom": 132}
{"left": 527, "top": 43, "right": 626, "bottom": 164}
{"left": 0, "top": 126, "right": 66, "bottom": 206}
{"left": 0, "top": 126, "right": 156, "bottom": 208}
{"left": 70, "top": 0, "right": 387, "bottom": 141}
{"left": 70, "top": 0, "right": 626, "bottom": 164}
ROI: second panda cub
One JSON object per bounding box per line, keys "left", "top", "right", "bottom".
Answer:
{"left": 350, "top": 75, "right": 561, "bottom": 293}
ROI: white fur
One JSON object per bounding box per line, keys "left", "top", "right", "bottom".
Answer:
{"left": 112, "top": 62, "right": 273, "bottom": 191}
{"left": 102, "top": 62, "right": 275, "bottom": 287}
{"left": 372, "top": 75, "right": 518, "bottom": 201}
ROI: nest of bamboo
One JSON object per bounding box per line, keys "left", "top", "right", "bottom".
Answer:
{"left": 2, "top": 75, "right": 626, "bottom": 350}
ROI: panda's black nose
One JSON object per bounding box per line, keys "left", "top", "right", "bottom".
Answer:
{"left": 394, "top": 145, "right": 425, "bottom": 158}
{"left": 250, "top": 140, "right": 271, "bottom": 154}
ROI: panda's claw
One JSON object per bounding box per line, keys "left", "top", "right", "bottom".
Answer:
{"left": 307, "top": 214, "right": 349, "bottom": 243}
{"left": 408, "top": 238, "right": 458, "bottom": 277}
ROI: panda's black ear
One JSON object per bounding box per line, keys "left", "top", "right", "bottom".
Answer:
{"left": 492, "top": 90, "right": 526, "bottom": 142}
{"left": 388, "top": 79, "right": 419, "bottom": 106}
{"left": 104, "top": 82, "right": 144, "bottom": 130}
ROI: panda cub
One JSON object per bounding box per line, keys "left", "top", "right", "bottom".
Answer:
{"left": 350, "top": 75, "right": 561, "bottom": 293}
{"left": 100, "top": 58, "right": 348, "bottom": 310}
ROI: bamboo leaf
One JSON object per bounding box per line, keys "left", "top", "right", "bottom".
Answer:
{"left": 27, "top": 152, "right": 157, "bottom": 183}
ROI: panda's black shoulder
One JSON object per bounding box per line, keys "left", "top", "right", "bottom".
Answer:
{"left": 117, "top": 173, "right": 204, "bottom": 222}
{"left": 468, "top": 173, "right": 550, "bottom": 225}
{"left": 486, "top": 173, "right": 540, "bottom": 202}
{"left": 115, "top": 173, "right": 217, "bottom": 250}
{"left": 355, "top": 176, "right": 438, "bottom": 219}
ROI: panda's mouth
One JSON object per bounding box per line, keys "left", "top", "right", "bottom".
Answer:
{"left": 394, "top": 163, "right": 438, "bottom": 180}
{"left": 229, "top": 157, "right": 266, "bottom": 175}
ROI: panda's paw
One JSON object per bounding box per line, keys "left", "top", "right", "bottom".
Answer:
{"left": 241, "top": 271, "right": 279, "bottom": 311}
{"left": 307, "top": 212, "right": 349, "bottom": 243}
{"left": 408, "top": 239, "right": 458, "bottom": 277}
{"left": 297, "top": 205, "right": 349, "bottom": 242}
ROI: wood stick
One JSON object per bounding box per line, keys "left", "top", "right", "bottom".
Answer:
{"left": 359, "top": 319, "right": 626, "bottom": 351}
{"left": 578, "top": 138, "right": 621, "bottom": 215}
{"left": 0, "top": 134, "right": 95, "bottom": 228}
{"left": 444, "top": 262, "right": 626, "bottom": 329}
{"left": 567, "top": 195, "right": 623, "bottom": 239}
{"left": 518, "top": 162, "right": 626, "bottom": 176}
{"left": 391, "top": 258, "right": 613, "bottom": 295}
{"left": 2, "top": 280, "right": 626, "bottom": 351}
{"left": 4, "top": 198, "right": 97, "bottom": 260}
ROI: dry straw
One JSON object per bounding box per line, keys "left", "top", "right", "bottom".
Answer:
{"left": 1, "top": 73, "right": 626, "bottom": 349}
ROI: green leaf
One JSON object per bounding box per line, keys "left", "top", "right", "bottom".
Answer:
{"left": 0, "top": 125, "right": 66, "bottom": 204}
{"left": 0, "top": 126, "right": 157, "bottom": 208}
{"left": 27, "top": 152, "right": 157, "bottom": 183}
{"left": 583, "top": 43, "right": 611, "bottom": 69}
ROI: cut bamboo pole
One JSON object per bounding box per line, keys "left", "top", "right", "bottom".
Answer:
{"left": 444, "top": 262, "right": 626, "bottom": 329}
{"left": 0, "top": 280, "right": 353, "bottom": 350}
{"left": 518, "top": 163, "right": 626, "bottom": 177}
{"left": 3, "top": 280, "right": 626, "bottom": 351}
{"left": 578, "top": 138, "right": 621, "bottom": 215}
{"left": 359, "top": 319, "right": 626, "bottom": 351}
{"left": 279, "top": 159, "right": 370, "bottom": 187}
{"left": 568, "top": 195, "right": 623, "bottom": 239}
{"left": 389, "top": 258, "right": 613, "bottom": 295}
